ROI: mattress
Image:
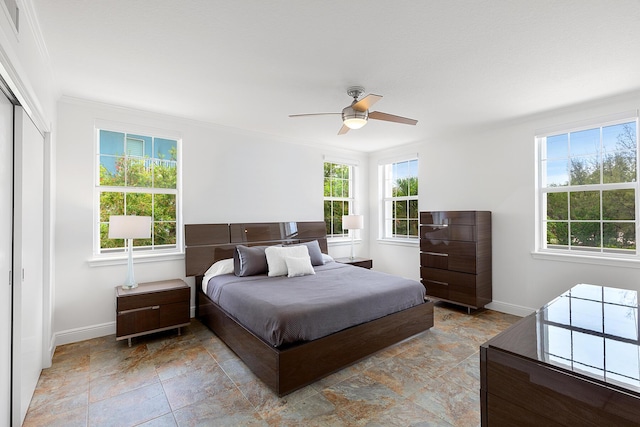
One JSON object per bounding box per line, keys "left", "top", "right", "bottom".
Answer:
{"left": 206, "top": 261, "right": 426, "bottom": 346}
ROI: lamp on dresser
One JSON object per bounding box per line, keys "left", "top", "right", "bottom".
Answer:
{"left": 108, "top": 215, "right": 152, "bottom": 289}
{"left": 342, "top": 214, "right": 364, "bottom": 260}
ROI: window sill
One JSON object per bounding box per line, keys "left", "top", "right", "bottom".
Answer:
{"left": 328, "top": 238, "right": 362, "bottom": 247}
{"left": 377, "top": 238, "right": 419, "bottom": 248}
{"left": 531, "top": 250, "right": 640, "bottom": 269}
{"left": 88, "top": 251, "right": 185, "bottom": 267}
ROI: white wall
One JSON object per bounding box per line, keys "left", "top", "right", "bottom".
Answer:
{"left": 369, "top": 91, "right": 640, "bottom": 316}
{"left": 54, "top": 98, "right": 368, "bottom": 344}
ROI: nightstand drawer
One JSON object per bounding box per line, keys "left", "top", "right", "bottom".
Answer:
{"left": 117, "top": 287, "right": 189, "bottom": 311}
{"left": 334, "top": 257, "right": 373, "bottom": 269}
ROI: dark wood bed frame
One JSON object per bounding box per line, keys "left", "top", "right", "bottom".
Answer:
{"left": 185, "top": 221, "right": 435, "bottom": 396}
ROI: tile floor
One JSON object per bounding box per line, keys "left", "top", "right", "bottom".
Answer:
{"left": 23, "top": 303, "right": 520, "bottom": 427}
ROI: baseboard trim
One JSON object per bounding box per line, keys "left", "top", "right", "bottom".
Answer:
{"left": 485, "top": 300, "right": 535, "bottom": 317}
{"left": 52, "top": 306, "right": 197, "bottom": 348}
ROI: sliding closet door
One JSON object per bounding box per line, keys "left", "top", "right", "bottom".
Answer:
{"left": 13, "top": 106, "right": 44, "bottom": 425}
{"left": 0, "top": 89, "right": 13, "bottom": 425}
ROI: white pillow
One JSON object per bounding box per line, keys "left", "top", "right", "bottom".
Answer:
{"left": 202, "top": 258, "right": 234, "bottom": 293}
{"left": 265, "top": 245, "right": 309, "bottom": 276}
{"left": 321, "top": 253, "right": 334, "bottom": 264}
{"left": 285, "top": 255, "right": 315, "bottom": 277}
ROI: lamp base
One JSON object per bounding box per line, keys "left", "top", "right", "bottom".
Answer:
{"left": 121, "top": 282, "right": 138, "bottom": 290}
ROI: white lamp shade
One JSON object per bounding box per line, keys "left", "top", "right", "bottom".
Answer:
{"left": 342, "top": 214, "right": 364, "bottom": 230}
{"left": 108, "top": 215, "right": 152, "bottom": 239}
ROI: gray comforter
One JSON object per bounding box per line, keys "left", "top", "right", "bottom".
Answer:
{"left": 206, "top": 261, "right": 425, "bottom": 347}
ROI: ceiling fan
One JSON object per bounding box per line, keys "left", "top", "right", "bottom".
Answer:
{"left": 289, "top": 86, "right": 418, "bottom": 135}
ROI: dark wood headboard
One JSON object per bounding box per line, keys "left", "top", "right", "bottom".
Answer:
{"left": 184, "top": 221, "right": 327, "bottom": 277}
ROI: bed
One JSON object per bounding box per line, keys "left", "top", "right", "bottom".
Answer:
{"left": 185, "top": 221, "right": 434, "bottom": 396}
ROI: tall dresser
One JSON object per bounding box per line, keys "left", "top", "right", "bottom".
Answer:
{"left": 419, "top": 211, "right": 491, "bottom": 311}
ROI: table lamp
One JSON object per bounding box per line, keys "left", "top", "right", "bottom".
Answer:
{"left": 108, "top": 215, "right": 152, "bottom": 289}
{"left": 342, "top": 214, "right": 364, "bottom": 260}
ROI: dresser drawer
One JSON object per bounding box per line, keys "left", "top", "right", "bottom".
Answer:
{"left": 421, "top": 267, "right": 478, "bottom": 306}
{"left": 420, "top": 240, "right": 477, "bottom": 273}
{"left": 420, "top": 224, "right": 476, "bottom": 242}
{"left": 420, "top": 211, "right": 477, "bottom": 226}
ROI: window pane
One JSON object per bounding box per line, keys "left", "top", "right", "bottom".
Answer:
{"left": 126, "top": 192, "right": 152, "bottom": 216}
{"left": 570, "top": 191, "right": 600, "bottom": 220}
{"left": 154, "top": 194, "right": 176, "bottom": 221}
{"left": 126, "top": 158, "right": 152, "bottom": 187}
{"left": 571, "top": 222, "right": 601, "bottom": 248}
{"left": 409, "top": 199, "right": 418, "bottom": 219}
{"left": 603, "top": 151, "right": 636, "bottom": 184}
{"left": 324, "top": 201, "right": 332, "bottom": 235}
{"left": 546, "top": 134, "right": 568, "bottom": 159}
{"left": 100, "top": 156, "right": 125, "bottom": 186}
{"left": 545, "top": 159, "right": 569, "bottom": 187}
{"left": 547, "top": 192, "right": 568, "bottom": 220}
{"left": 99, "top": 130, "right": 124, "bottom": 155}
{"left": 603, "top": 222, "right": 635, "bottom": 250}
{"left": 602, "top": 122, "right": 636, "bottom": 153}
{"left": 154, "top": 221, "right": 176, "bottom": 246}
{"left": 603, "top": 189, "right": 635, "bottom": 220}
{"left": 570, "top": 155, "right": 600, "bottom": 185}
{"left": 547, "top": 222, "right": 569, "bottom": 246}
{"left": 394, "top": 200, "right": 407, "bottom": 219}
{"left": 394, "top": 219, "right": 408, "bottom": 237}
{"left": 571, "top": 128, "right": 600, "bottom": 156}
{"left": 409, "top": 220, "right": 418, "bottom": 237}
{"left": 154, "top": 159, "right": 177, "bottom": 189}
{"left": 100, "top": 192, "right": 124, "bottom": 222}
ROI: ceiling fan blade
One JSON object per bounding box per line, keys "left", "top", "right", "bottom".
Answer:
{"left": 289, "top": 113, "right": 341, "bottom": 118}
{"left": 352, "top": 94, "right": 382, "bottom": 112}
{"left": 338, "top": 124, "right": 350, "bottom": 135}
{"left": 369, "top": 111, "right": 418, "bottom": 125}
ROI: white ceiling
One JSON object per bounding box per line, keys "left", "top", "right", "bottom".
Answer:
{"left": 33, "top": 0, "right": 640, "bottom": 152}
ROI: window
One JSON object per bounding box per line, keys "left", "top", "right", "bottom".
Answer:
{"left": 323, "top": 161, "right": 354, "bottom": 238}
{"left": 96, "top": 128, "right": 180, "bottom": 255}
{"left": 537, "top": 117, "right": 638, "bottom": 256}
{"left": 381, "top": 158, "right": 419, "bottom": 239}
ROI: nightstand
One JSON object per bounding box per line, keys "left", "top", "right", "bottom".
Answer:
{"left": 115, "top": 279, "right": 190, "bottom": 346}
{"left": 334, "top": 257, "right": 373, "bottom": 269}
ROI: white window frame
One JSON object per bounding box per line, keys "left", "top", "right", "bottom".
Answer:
{"left": 379, "top": 156, "right": 419, "bottom": 242}
{"left": 535, "top": 112, "right": 639, "bottom": 262}
{"left": 323, "top": 158, "right": 357, "bottom": 240}
{"left": 92, "top": 121, "right": 183, "bottom": 262}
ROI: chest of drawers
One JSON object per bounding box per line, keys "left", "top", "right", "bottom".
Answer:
{"left": 419, "top": 211, "right": 491, "bottom": 310}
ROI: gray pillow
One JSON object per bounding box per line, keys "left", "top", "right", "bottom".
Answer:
{"left": 296, "top": 240, "right": 324, "bottom": 266}
{"left": 233, "top": 245, "right": 268, "bottom": 276}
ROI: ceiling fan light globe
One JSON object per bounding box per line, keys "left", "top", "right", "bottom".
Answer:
{"left": 342, "top": 106, "right": 368, "bottom": 129}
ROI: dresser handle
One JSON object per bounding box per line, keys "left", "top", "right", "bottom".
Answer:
{"left": 424, "top": 252, "right": 448, "bottom": 257}
{"left": 423, "top": 224, "right": 448, "bottom": 228}
{"left": 426, "top": 279, "right": 448, "bottom": 286}
{"left": 151, "top": 305, "right": 160, "bottom": 310}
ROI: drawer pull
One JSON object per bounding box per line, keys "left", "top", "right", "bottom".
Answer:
{"left": 118, "top": 305, "right": 162, "bottom": 315}
{"left": 424, "top": 251, "right": 448, "bottom": 257}
{"left": 423, "top": 224, "right": 448, "bottom": 228}
{"left": 426, "top": 279, "right": 448, "bottom": 286}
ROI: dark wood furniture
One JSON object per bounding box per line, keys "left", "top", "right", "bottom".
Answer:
{"left": 334, "top": 256, "right": 373, "bottom": 269}
{"left": 185, "top": 221, "right": 434, "bottom": 396}
{"left": 419, "top": 210, "right": 491, "bottom": 311}
{"left": 115, "top": 279, "right": 190, "bottom": 347}
{"left": 481, "top": 284, "right": 640, "bottom": 426}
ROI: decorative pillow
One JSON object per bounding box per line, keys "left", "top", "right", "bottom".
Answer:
{"left": 233, "top": 245, "right": 268, "bottom": 277}
{"left": 285, "top": 255, "right": 315, "bottom": 277}
{"left": 321, "top": 253, "right": 334, "bottom": 264}
{"left": 265, "top": 245, "right": 309, "bottom": 277}
{"left": 294, "top": 240, "right": 324, "bottom": 266}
